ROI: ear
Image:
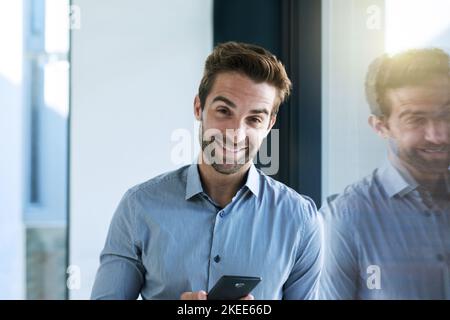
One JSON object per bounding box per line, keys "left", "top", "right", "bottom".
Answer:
{"left": 269, "top": 114, "right": 277, "bottom": 130}
{"left": 368, "top": 115, "right": 390, "bottom": 139}
{"left": 194, "top": 95, "right": 202, "bottom": 121}
{"left": 264, "top": 114, "right": 277, "bottom": 138}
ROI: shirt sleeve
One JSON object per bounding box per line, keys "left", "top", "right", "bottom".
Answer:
{"left": 317, "top": 198, "right": 359, "bottom": 299}
{"left": 283, "top": 198, "right": 323, "bottom": 300}
{"left": 91, "top": 190, "right": 145, "bottom": 300}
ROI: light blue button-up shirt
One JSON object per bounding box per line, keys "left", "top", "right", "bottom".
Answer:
{"left": 91, "top": 164, "right": 321, "bottom": 300}
{"left": 319, "top": 160, "right": 450, "bottom": 299}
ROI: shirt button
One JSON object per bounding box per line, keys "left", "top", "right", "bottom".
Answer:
{"left": 436, "top": 254, "right": 445, "bottom": 262}
{"left": 219, "top": 211, "right": 224, "bottom": 218}
{"left": 214, "top": 255, "right": 221, "bottom": 263}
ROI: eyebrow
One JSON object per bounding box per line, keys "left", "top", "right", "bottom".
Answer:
{"left": 398, "top": 103, "right": 450, "bottom": 119}
{"left": 212, "top": 96, "right": 236, "bottom": 108}
{"left": 212, "top": 95, "right": 270, "bottom": 116}
{"left": 398, "top": 110, "right": 427, "bottom": 119}
{"left": 249, "top": 108, "right": 270, "bottom": 116}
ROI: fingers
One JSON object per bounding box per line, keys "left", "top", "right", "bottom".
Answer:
{"left": 180, "top": 290, "right": 208, "bottom": 300}
{"left": 180, "top": 291, "right": 254, "bottom": 300}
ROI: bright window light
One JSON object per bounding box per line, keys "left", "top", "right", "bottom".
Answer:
{"left": 45, "top": 0, "right": 70, "bottom": 53}
{"left": 0, "top": 0, "right": 23, "bottom": 85}
{"left": 44, "top": 61, "right": 69, "bottom": 118}
{"left": 386, "top": 0, "right": 450, "bottom": 53}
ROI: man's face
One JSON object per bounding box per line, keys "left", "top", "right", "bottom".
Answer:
{"left": 194, "top": 72, "right": 277, "bottom": 175}
{"left": 375, "top": 76, "right": 450, "bottom": 175}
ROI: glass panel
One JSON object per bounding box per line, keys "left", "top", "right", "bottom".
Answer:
{"left": 0, "top": 0, "right": 70, "bottom": 299}
{"left": 321, "top": 0, "right": 450, "bottom": 300}
{"left": 322, "top": 0, "right": 450, "bottom": 199}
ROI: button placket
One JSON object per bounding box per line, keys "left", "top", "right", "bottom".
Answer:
{"left": 207, "top": 207, "right": 226, "bottom": 290}
{"left": 218, "top": 209, "right": 226, "bottom": 218}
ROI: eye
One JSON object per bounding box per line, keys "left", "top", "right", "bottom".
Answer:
{"left": 216, "top": 107, "right": 230, "bottom": 115}
{"left": 406, "top": 117, "right": 426, "bottom": 125}
{"left": 248, "top": 117, "right": 263, "bottom": 126}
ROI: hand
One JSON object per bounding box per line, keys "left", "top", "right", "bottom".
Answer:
{"left": 180, "top": 291, "right": 254, "bottom": 300}
{"left": 180, "top": 290, "right": 207, "bottom": 300}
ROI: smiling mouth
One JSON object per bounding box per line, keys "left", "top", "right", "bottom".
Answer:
{"left": 215, "top": 140, "right": 248, "bottom": 153}
{"left": 419, "top": 147, "right": 449, "bottom": 155}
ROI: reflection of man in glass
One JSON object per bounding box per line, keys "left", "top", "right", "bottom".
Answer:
{"left": 319, "top": 48, "right": 450, "bottom": 299}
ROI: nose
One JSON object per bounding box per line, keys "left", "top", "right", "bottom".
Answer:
{"left": 424, "top": 120, "right": 450, "bottom": 145}
{"left": 225, "top": 121, "right": 247, "bottom": 146}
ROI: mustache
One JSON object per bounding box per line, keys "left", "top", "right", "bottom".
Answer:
{"left": 203, "top": 135, "right": 250, "bottom": 149}
{"left": 418, "top": 144, "right": 450, "bottom": 151}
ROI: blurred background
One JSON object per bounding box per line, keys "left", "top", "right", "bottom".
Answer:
{"left": 0, "top": 0, "right": 449, "bottom": 299}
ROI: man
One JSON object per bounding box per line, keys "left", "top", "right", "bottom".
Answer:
{"left": 319, "top": 48, "right": 450, "bottom": 299}
{"left": 91, "top": 42, "right": 322, "bottom": 300}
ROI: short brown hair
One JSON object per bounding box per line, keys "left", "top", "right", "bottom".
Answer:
{"left": 365, "top": 48, "right": 450, "bottom": 117}
{"left": 198, "top": 42, "right": 292, "bottom": 116}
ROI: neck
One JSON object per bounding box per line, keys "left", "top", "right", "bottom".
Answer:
{"left": 197, "top": 154, "right": 251, "bottom": 208}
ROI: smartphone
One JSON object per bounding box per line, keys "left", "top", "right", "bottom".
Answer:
{"left": 207, "top": 275, "right": 262, "bottom": 300}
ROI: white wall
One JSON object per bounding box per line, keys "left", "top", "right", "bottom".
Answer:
{"left": 322, "top": 0, "right": 386, "bottom": 200}
{"left": 0, "top": 0, "right": 25, "bottom": 299}
{"left": 70, "top": 0, "right": 212, "bottom": 299}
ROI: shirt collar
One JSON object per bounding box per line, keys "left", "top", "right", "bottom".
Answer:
{"left": 378, "top": 159, "right": 419, "bottom": 198}
{"left": 185, "top": 164, "right": 261, "bottom": 201}
{"left": 446, "top": 173, "right": 450, "bottom": 194}
{"left": 379, "top": 158, "right": 450, "bottom": 198}
{"left": 185, "top": 164, "right": 204, "bottom": 200}
{"left": 244, "top": 164, "right": 260, "bottom": 198}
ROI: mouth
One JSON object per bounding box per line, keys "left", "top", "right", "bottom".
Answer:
{"left": 418, "top": 147, "right": 449, "bottom": 157}
{"left": 215, "top": 139, "right": 248, "bottom": 154}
